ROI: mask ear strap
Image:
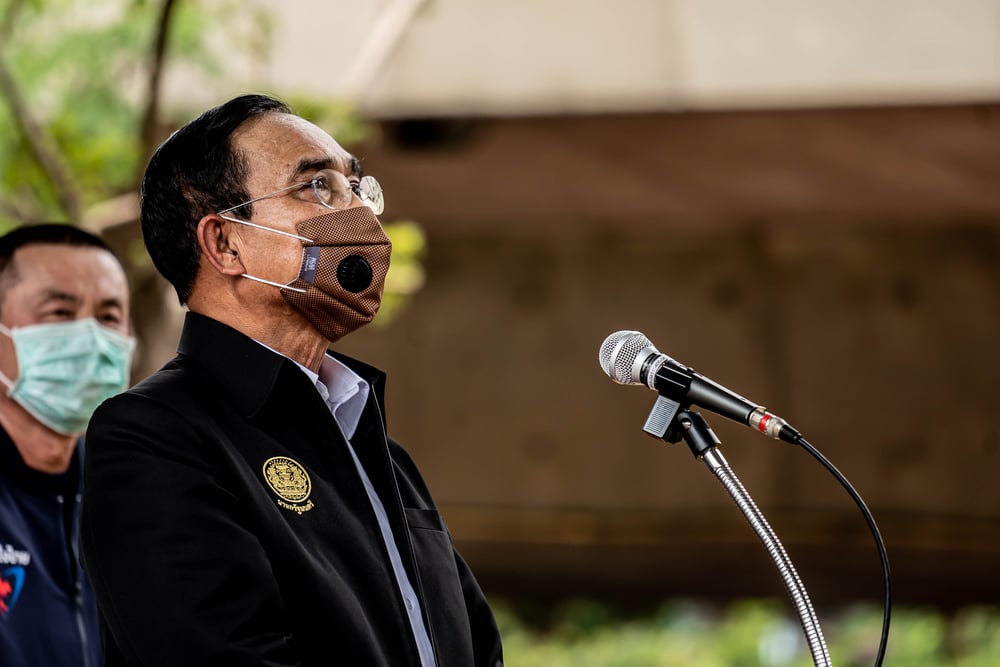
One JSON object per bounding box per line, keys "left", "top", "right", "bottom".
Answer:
{"left": 219, "top": 214, "right": 314, "bottom": 242}
{"left": 0, "top": 324, "right": 14, "bottom": 389}
{"left": 240, "top": 273, "right": 308, "bottom": 294}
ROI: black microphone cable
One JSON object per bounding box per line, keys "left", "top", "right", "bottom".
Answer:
{"left": 791, "top": 434, "right": 892, "bottom": 667}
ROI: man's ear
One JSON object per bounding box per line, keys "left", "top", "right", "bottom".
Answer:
{"left": 196, "top": 214, "right": 245, "bottom": 276}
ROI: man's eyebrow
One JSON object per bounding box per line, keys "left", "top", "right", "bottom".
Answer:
{"left": 39, "top": 289, "right": 81, "bottom": 306}
{"left": 291, "top": 156, "right": 363, "bottom": 181}
{"left": 98, "top": 296, "right": 125, "bottom": 310}
{"left": 290, "top": 158, "right": 331, "bottom": 181}
{"left": 38, "top": 291, "right": 124, "bottom": 311}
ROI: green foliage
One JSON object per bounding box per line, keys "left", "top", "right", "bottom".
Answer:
{"left": 376, "top": 220, "right": 426, "bottom": 325}
{"left": 491, "top": 597, "right": 1000, "bottom": 667}
{"left": 0, "top": 0, "right": 263, "bottom": 227}
{"left": 0, "top": 0, "right": 267, "bottom": 224}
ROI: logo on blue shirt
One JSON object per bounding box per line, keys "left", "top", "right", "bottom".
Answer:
{"left": 1, "top": 566, "right": 25, "bottom": 617}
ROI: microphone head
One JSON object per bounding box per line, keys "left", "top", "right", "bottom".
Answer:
{"left": 598, "top": 330, "right": 658, "bottom": 385}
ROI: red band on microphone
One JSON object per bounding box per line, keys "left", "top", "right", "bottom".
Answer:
{"left": 758, "top": 413, "right": 772, "bottom": 433}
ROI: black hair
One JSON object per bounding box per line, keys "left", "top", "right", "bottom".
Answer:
{"left": 140, "top": 93, "right": 292, "bottom": 304}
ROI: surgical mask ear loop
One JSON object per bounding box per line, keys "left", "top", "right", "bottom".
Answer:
{"left": 0, "top": 323, "right": 17, "bottom": 390}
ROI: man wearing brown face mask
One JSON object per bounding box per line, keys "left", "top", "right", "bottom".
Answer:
{"left": 79, "top": 94, "right": 504, "bottom": 667}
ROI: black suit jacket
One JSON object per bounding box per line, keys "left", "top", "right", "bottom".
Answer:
{"left": 80, "top": 312, "right": 503, "bottom": 666}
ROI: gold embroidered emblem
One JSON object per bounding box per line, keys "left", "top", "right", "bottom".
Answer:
{"left": 262, "top": 456, "right": 314, "bottom": 514}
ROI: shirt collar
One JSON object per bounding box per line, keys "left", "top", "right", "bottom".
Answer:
{"left": 317, "top": 356, "right": 370, "bottom": 440}
{"left": 251, "top": 339, "right": 370, "bottom": 440}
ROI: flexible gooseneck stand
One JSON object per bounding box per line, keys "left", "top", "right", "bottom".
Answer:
{"left": 643, "top": 396, "right": 833, "bottom": 667}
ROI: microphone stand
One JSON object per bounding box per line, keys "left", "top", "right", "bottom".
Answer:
{"left": 643, "top": 396, "right": 832, "bottom": 667}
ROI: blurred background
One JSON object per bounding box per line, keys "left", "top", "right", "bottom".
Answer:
{"left": 2, "top": 0, "right": 999, "bottom": 663}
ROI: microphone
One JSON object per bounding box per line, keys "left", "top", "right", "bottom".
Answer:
{"left": 599, "top": 330, "right": 802, "bottom": 444}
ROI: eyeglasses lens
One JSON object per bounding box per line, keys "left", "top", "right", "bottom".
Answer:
{"left": 312, "top": 171, "right": 384, "bottom": 215}
{"left": 359, "top": 176, "right": 384, "bottom": 215}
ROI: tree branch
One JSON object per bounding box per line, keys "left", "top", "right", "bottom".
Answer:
{"left": 0, "top": 0, "right": 24, "bottom": 45}
{"left": 0, "top": 197, "right": 32, "bottom": 224}
{"left": 139, "top": 0, "right": 180, "bottom": 174}
{"left": 0, "top": 15, "right": 83, "bottom": 224}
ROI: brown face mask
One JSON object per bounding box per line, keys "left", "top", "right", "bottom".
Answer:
{"left": 227, "top": 206, "right": 392, "bottom": 343}
{"left": 282, "top": 207, "right": 392, "bottom": 342}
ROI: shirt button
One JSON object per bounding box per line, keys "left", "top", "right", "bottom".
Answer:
{"left": 405, "top": 598, "right": 414, "bottom": 611}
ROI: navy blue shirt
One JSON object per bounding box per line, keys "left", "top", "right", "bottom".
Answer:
{"left": 0, "top": 428, "right": 102, "bottom": 667}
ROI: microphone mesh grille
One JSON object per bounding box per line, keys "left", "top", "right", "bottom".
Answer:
{"left": 598, "top": 330, "right": 653, "bottom": 384}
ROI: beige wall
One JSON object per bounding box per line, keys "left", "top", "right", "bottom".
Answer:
{"left": 172, "top": 0, "right": 1000, "bottom": 116}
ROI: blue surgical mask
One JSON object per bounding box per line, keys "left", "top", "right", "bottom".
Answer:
{"left": 0, "top": 318, "right": 135, "bottom": 435}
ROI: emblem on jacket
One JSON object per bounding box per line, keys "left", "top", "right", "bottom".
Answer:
{"left": 1, "top": 544, "right": 30, "bottom": 617}
{"left": 262, "top": 456, "right": 315, "bottom": 514}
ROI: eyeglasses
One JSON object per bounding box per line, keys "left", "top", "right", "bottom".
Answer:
{"left": 217, "top": 169, "right": 384, "bottom": 217}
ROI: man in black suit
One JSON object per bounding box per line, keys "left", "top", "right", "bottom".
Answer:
{"left": 80, "top": 94, "right": 504, "bottom": 667}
